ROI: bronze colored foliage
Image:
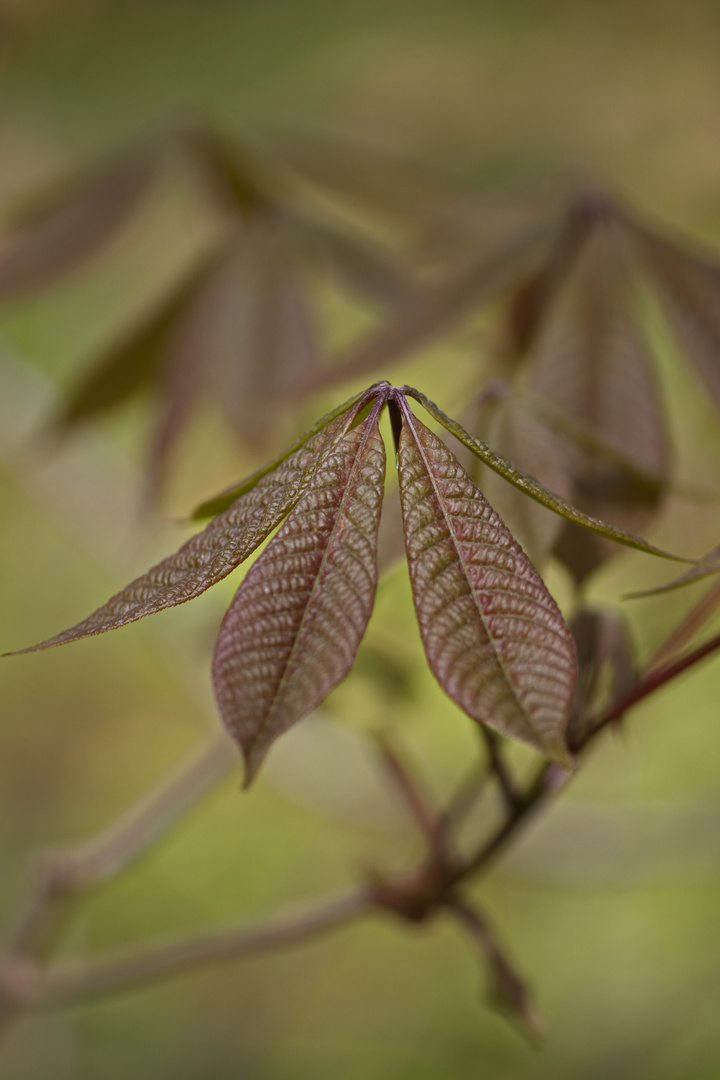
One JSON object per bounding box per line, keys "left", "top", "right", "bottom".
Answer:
{"left": 11, "top": 382, "right": 694, "bottom": 782}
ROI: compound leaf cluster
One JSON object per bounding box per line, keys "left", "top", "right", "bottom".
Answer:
{"left": 12, "top": 383, "right": 693, "bottom": 781}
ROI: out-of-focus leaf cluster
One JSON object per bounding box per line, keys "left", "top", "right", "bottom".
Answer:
{"left": 0, "top": 124, "right": 413, "bottom": 491}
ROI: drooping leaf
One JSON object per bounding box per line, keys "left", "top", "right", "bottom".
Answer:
{"left": 58, "top": 246, "right": 233, "bottom": 428}
{"left": 497, "top": 199, "right": 589, "bottom": 362}
{"left": 631, "top": 222, "right": 720, "bottom": 413}
{"left": 520, "top": 224, "right": 668, "bottom": 480}
{"left": 312, "top": 221, "right": 550, "bottom": 392}
{"left": 11, "top": 411, "right": 355, "bottom": 654}
{"left": 291, "top": 216, "right": 412, "bottom": 307}
{"left": 624, "top": 543, "right": 720, "bottom": 598}
{"left": 212, "top": 412, "right": 386, "bottom": 782}
{"left": 410, "top": 190, "right": 549, "bottom": 278}
{"left": 209, "top": 216, "right": 321, "bottom": 448}
{"left": 179, "top": 124, "right": 272, "bottom": 216}
{"left": 473, "top": 394, "right": 573, "bottom": 568}
{"left": 0, "top": 141, "right": 161, "bottom": 302}
{"left": 566, "top": 607, "right": 637, "bottom": 748}
{"left": 276, "top": 133, "right": 450, "bottom": 235}
{"left": 509, "top": 222, "right": 670, "bottom": 580}
{"left": 148, "top": 242, "right": 248, "bottom": 492}
{"left": 405, "top": 387, "right": 689, "bottom": 564}
{"left": 396, "top": 407, "right": 577, "bottom": 764}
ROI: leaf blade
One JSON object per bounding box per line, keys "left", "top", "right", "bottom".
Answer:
{"left": 58, "top": 246, "right": 232, "bottom": 429}
{"left": 308, "top": 221, "right": 550, "bottom": 392}
{"left": 212, "top": 413, "right": 386, "bottom": 782}
{"left": 405, "top": 387, "right": 691, "bottom": 564}
{"left": 11, "top": 412, "right": 354, "bottom": 654}
{"left": 631, "top": 221, "right": 720, "bottom": 413}
{"left": 397, "top": 411, "right": 577, "bottom": 764}
{"left": 0, "top": 141, "right": 160, "bottom": 302}
{"left": 624, "top": 544, "right": 720, "bottom": 599}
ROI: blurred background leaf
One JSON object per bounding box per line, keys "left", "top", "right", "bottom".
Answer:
{"left": 4, "top": 2, "right": 720, "bottom": 1078}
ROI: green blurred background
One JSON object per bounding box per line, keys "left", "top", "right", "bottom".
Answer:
{"left": 2, "top": 1, "right": 720, "bottom": 1076}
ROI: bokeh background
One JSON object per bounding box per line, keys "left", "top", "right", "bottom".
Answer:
{"left": 2, "top": 1, "right": 720, "bottom": 1077}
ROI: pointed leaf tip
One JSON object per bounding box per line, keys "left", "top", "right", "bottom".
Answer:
{"left": 397, "top": 409, "right": 577, "bottom": 764}
{"left": 213, "top": 413, "right": 386, "bottom": 778}
{"left": 13, "top": 411, "right": 352, "bottom": 654}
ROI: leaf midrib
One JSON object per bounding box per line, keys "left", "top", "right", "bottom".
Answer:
{"left": 263, "top": 418, "right": 381, "bottom": 724}
{"left": 401, "top": 411, "right": 532, "bottom": 731}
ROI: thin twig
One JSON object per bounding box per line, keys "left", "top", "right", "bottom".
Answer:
{"left": 440, "top": 763, "right": 490, "bottom": 832}
{"left": 458, "top": 625, "right": 720, "bottom": 882}
{"left": 480, "top": 729, "right": 519, "bottom": 813}
{"left": 0, "top": 889, "right": 371, "bottom": 1009}
{"left": 2, "top": 733, "right": 237, "bottom": 961}
{"left": 578, "top": 627, "right": 720, "bottom": 748}
{"left": 446, "top": 897, "right": 542, "bottom": 1040}
{"left": 452, "top": 762, "right": 564, "bottom": 882}
{"left": 375, "top": 735, "right": 443, "bottom": 857}
{"left": 5, "top": 610, "right": 720, "bottom": 1022}
{"left": 647, "top": 576, "right": 720, "bottom": 671}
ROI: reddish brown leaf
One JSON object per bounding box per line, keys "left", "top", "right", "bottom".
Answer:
{"left": 498, "top": 201, "right": 588, "bottom": 362}
{"left": 209, "top": 217, "right": 321, "bottom": 448}
{"left": 13, "top": 412, "right": 353, "bottom": 653}
{"left": 59, "top": 246, "right": 232, "bottom": 428}
{"left": 475, "top": 395, "right": 573, "bottom": 568}
{"left": 521, "top": 223, "right": 669, "bottom": 580}
{"left": 312, "top": 221, "right": 549, "bottom": 392}
{"left": 0, "top": 141, "right": 160, "bottom": 302}
{"left": 523, "top": 223, "right": 668, "bottom": 482}
{"left": 179, "top": 125, "right": 271, "bottom": 216}
{"left": 276, "top": 134, "right": 449, "bottom": 234}
{"left": 397, "top": 408, "right": 577, "bottom": 764}
{"left": 212, "top": 412, "right": 386, "bottom": 782}
{"left": 632, "top": 223, "right": 720, "bottom": 413}
{"left": 567, "top": 607, "right": 637, "bottom": 748}
{"left": 292, "top": 216, "right": 412, "bottom": 307}
{"left": 148, "top": 241, "right": 248, "bottom": 490}
{"left": 405, "top": 386, "right": 690, "bottom": 566}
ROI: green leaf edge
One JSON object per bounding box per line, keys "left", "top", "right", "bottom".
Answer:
{"left": 404, "top": 386, "right": 694, "bottom": 564}
{"left": 191, "top": 386, "right": 369, "bottom": 519}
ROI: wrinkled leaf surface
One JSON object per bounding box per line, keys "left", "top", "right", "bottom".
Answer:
{"left": 407, "top": 387, "right": 689, "bottom": 564}
{"left": 14, "top": 413, "right": 352, "bottom": 652}
{"left": 397, "top": 411, "right": 577, "bottom": 763}
{"left": 213, "top": 414, "right": 386, "bottom": 781}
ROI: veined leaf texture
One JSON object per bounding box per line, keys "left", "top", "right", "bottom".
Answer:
{"left": 15, "top": 413, "right": 352, "bottom": 652}
{"left": 14, "top": 382, "right": 692, "bottom": 778}
{"left": 213, "top": 413, "right": 386, "bottom": 781}
{"left": 397, "top": 410, "right": 576, "bottom": 765}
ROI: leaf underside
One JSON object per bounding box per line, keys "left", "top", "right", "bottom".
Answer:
{"left": 397, "top": 413, "right": 577, "bottom": 765}
{"left": 407, "top": 388, "right": 690, "bottom": 565}
{"left": 212, "top": 414, "right": 386, "bottom": 782}
{"left": 13, "top": 412, "right": 352, "bottom": 654}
